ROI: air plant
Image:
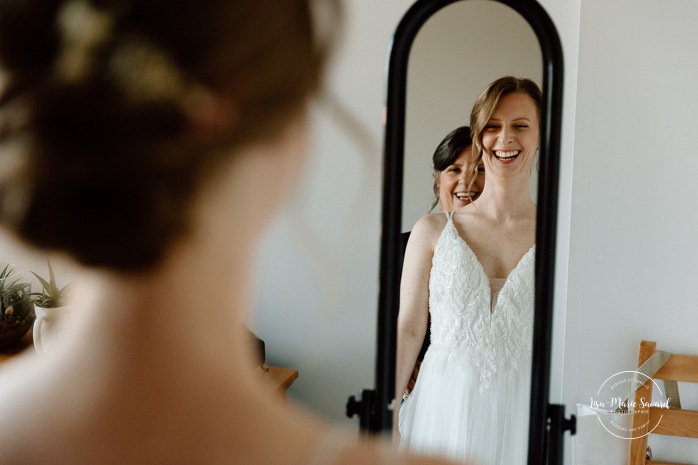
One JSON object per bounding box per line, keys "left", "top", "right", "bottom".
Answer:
{"left": 31, "top": 259, "right": 75, "bottom": 308}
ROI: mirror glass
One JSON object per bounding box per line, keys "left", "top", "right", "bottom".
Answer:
{"left": 402, "top": 0, "right": 542, "bottom": 228}
{"left": 396, "top": 1, "right": 543, "bottom": 463}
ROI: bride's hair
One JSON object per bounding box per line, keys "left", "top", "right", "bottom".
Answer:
{"left": 0, "top": 0, "right": 340, "bottom": 270}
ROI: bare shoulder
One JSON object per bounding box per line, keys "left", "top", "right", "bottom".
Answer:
{"left": 400, "top": 455, "right": 466, "bottom": 465}
{"left": 409, "top": 212, "right": 448, "bottom": 245}
{"left": 393, "top": 453, "right": 465, "bottom": 465}
{"left": 336, "top": 440, "right": 467, "bottom": 465}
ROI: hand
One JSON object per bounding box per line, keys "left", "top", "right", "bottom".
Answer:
{"left": 403, "top": 360, "right": 421, "bottom": 399}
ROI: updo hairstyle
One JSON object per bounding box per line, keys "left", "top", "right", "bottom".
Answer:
{"left": 428, "top": 126, "right": 472, "bottom": 212}
{"left": 466, "top": 76, "right": 541, "bottom": 195}
{"left": 0, "top": 0, "right": 339, "bottom": 270}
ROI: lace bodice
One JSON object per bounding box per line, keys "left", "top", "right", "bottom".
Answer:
{"left": 428, "top": 212, "right": 535, "bottom": 391}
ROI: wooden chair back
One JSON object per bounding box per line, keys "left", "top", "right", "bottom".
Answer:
{"left": 628, "top": 340, "right": 698, "bottom": 465}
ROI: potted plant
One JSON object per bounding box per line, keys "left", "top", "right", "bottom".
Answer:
{"left": 31, "top": 259, "right": 75, "bottom": 309}
{"left": 30, "top": 259, "right": 76, "bottom": 353}
{"left": 0, "top": 263, "right": 35, "bottom": 349}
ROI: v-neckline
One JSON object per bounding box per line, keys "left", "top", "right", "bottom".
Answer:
{"left": 444, "top": 216, "right": 535, "bottom": 309}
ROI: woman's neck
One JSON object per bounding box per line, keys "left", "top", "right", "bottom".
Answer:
{"left": 472, "top": 175, "right": 536, "bottom": 223}
{"left": 68, "top": 152, "right": 272, "bottom": 375}
{"left": 69, "top": 235, "right": 259, "bottom": 377}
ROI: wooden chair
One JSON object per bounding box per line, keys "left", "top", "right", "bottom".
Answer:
{"left": 628, "top": 340, "right": 698, "bottom": 465}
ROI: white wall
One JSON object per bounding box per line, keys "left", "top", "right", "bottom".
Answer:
{"left": 561, "top": 0, "right": 698, "bottom": 463}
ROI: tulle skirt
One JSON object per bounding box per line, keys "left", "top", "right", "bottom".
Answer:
{"left": 398, "top": 347, "right": 531, "bottom": 465}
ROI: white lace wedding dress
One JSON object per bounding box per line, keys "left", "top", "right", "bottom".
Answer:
{"left": 398, "top": 212, "right": 535, "bottom": 465}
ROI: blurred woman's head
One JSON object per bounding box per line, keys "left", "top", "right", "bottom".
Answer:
{"left": 430, "top": 126, "right": 483, "bottom": 212}
{"left": 0, "top": 0, "right": 339, "bottom": 271}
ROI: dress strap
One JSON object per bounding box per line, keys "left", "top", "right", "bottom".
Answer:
{"left": 445, "top": 211, "right": 455, "bottom": 222}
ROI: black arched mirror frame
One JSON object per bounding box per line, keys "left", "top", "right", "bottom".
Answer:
{"left": 351, "top": 0, "right": 569, "bottom": 463}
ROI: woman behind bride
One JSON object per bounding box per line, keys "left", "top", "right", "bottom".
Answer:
{"left": 395, "top": 76, "right": 540, "bottom": 464}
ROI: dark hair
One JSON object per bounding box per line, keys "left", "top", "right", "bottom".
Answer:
{"left": 466, "top": 76, "right": 541, "bottom": 195}
{"left": 0, "top": 0, "right": 339, "bottom": 270}
{"left": 429, "top": 126, "right": 472, "bottom": 212}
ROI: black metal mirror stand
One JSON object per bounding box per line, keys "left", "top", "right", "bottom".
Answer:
{"left": 346, "top": 0, "right": 574, "bottom": 463}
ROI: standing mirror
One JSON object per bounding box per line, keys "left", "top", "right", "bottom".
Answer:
{"left": 372, "top": 0, "right": 565, "bottom": 463}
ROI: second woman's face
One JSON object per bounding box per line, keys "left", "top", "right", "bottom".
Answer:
{"left": 437, "top": 146, "right": 485, "bottom": 211}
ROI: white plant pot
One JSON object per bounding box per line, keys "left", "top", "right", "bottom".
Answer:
{"left": 33, "top": 306, "right": 74, "bottom": 354}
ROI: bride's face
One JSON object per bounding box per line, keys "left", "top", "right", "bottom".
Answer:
{"left": 481, "top": 92, "right": 539, "bottom": 180}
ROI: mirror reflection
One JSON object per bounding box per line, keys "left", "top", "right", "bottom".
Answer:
{"left": 401, "top": 0, "right": 541, "bottom": 230}
{"left": 394, "top": 2, "right": 543, "bottom": 463}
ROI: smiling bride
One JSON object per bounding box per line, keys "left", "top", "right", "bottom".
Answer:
{"left": 395, "top": 76, "right": 540, "bottom": 465}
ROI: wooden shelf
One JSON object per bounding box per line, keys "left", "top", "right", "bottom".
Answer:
{"left": 257, "top": 365, "right": 299, "bottom": 400}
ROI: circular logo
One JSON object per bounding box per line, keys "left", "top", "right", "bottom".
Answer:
{"left": 590, "top": 370, "right": 668, "bottom": 439}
